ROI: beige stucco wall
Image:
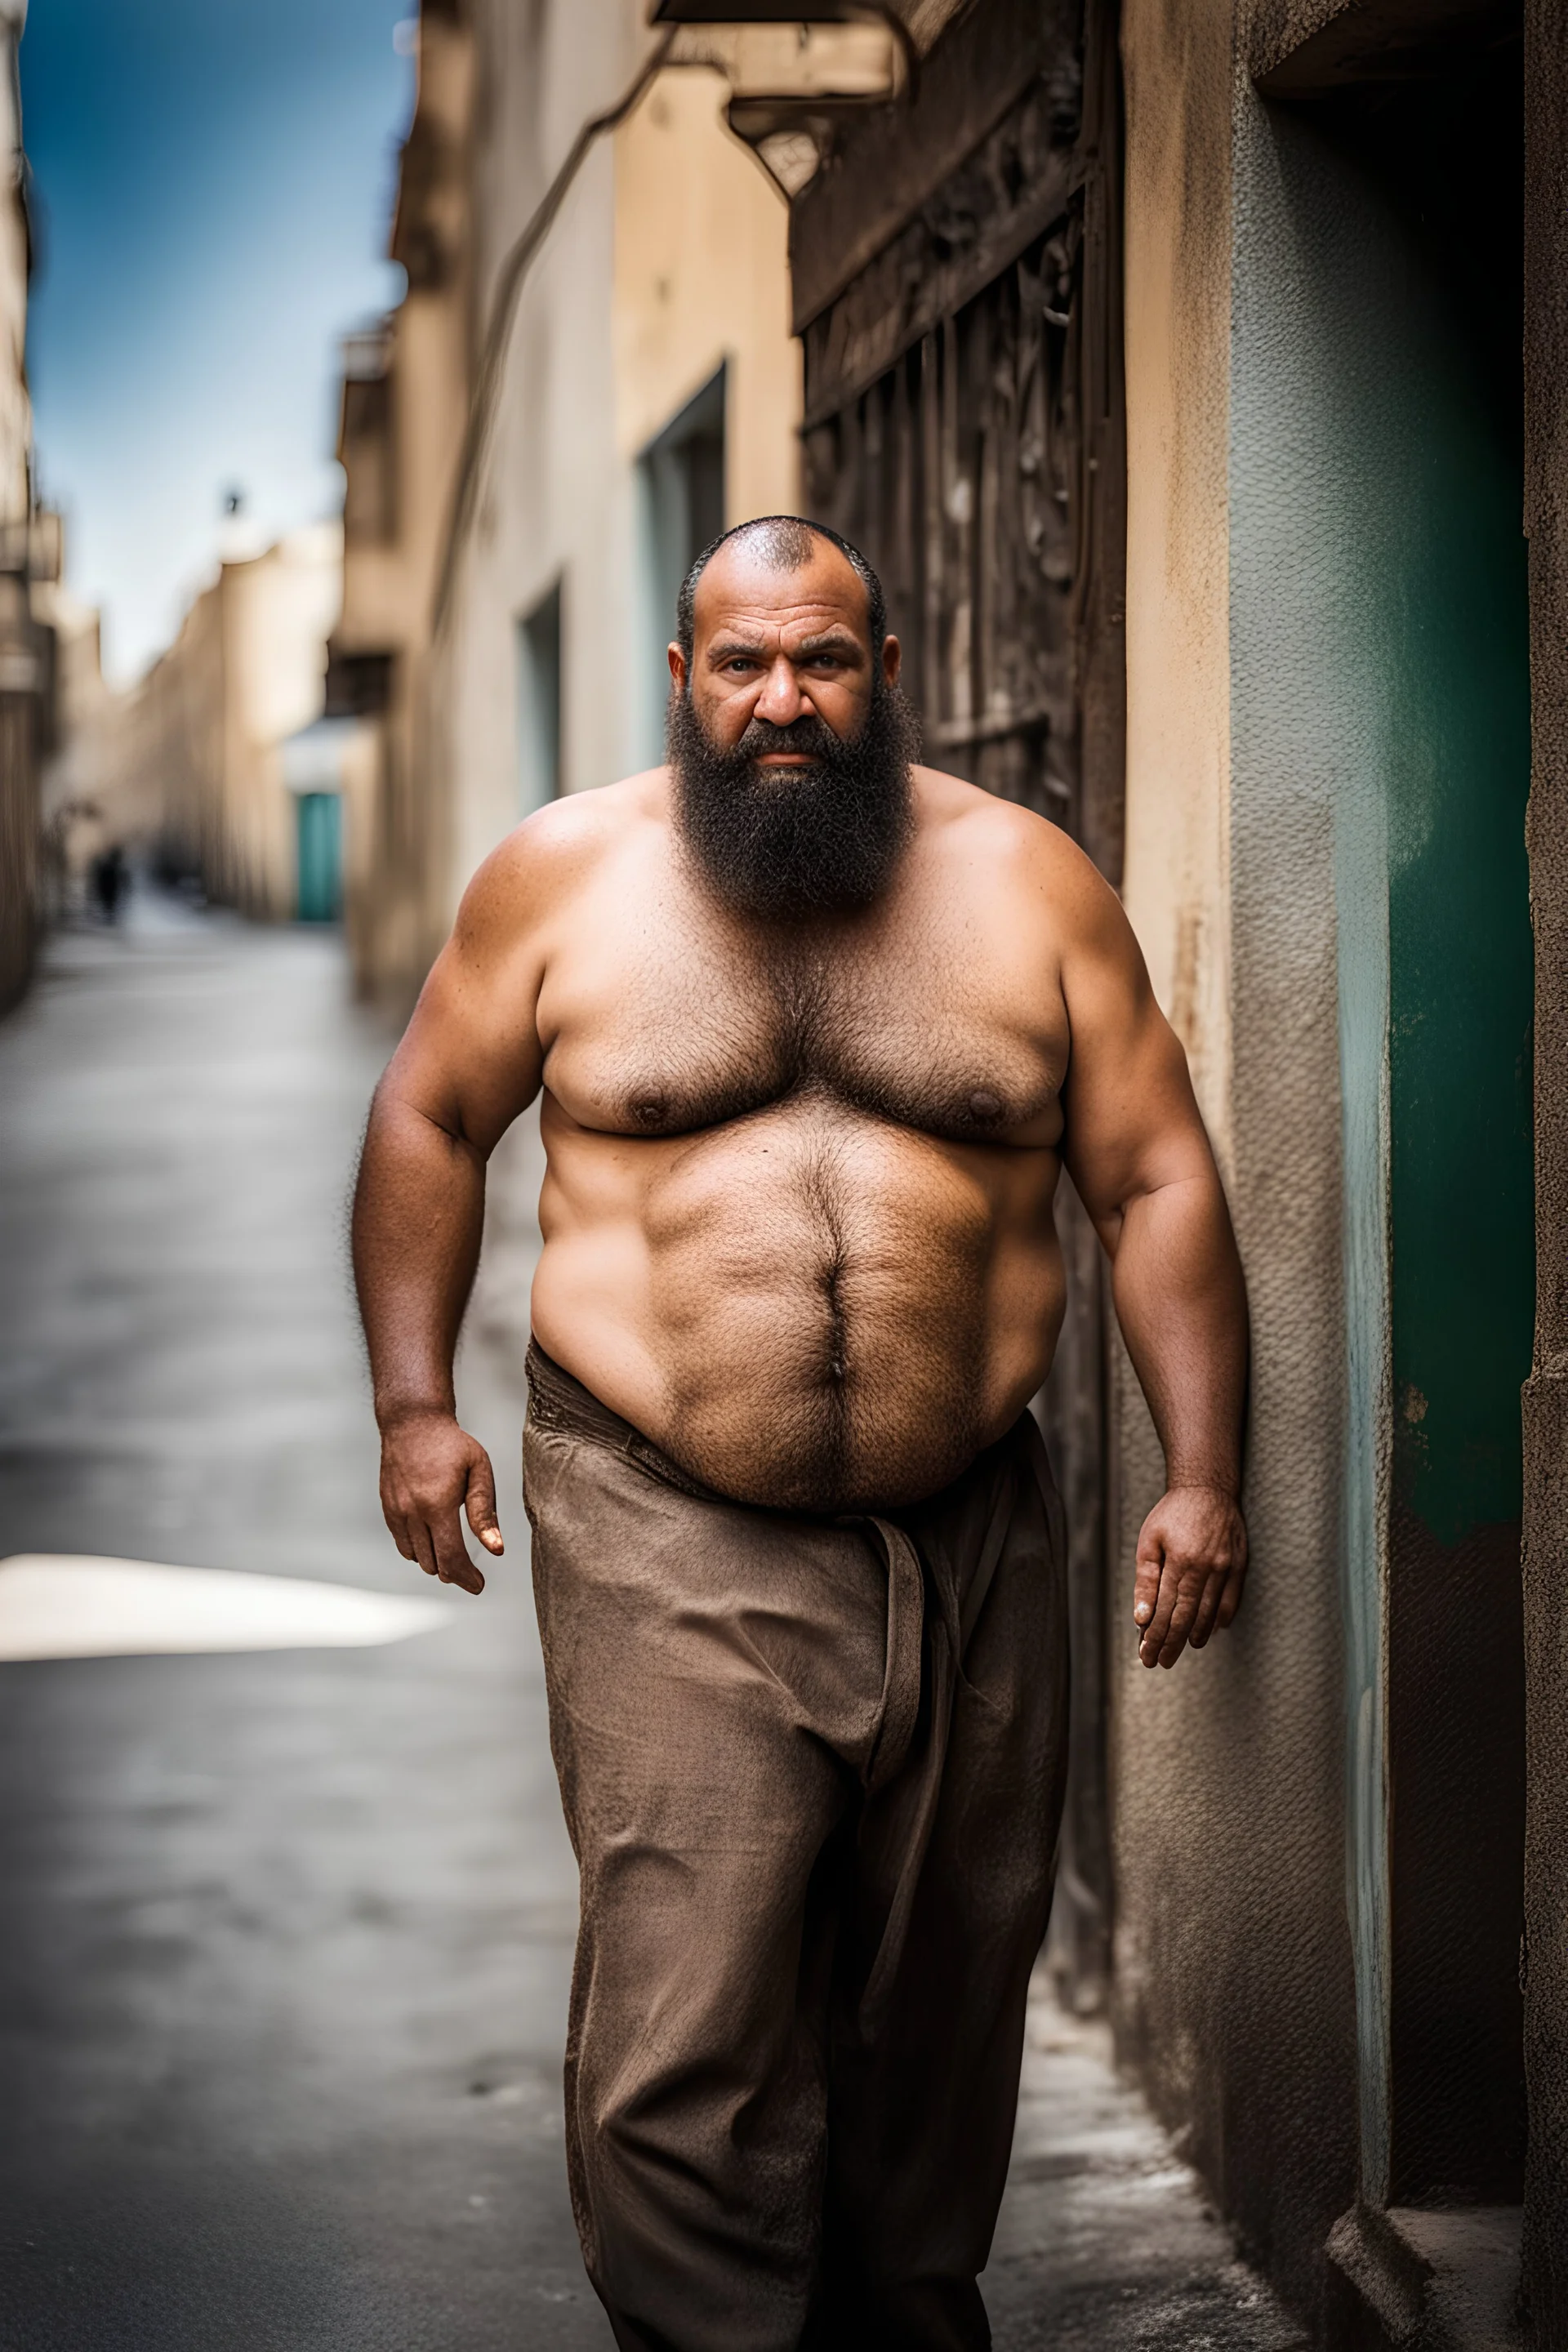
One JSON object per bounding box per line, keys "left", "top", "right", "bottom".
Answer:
{"left": 613, "top": 67, "right": 800, "bottom": 527}
{"left": 1118, "top": 0, "right": 1234, "bottom": 1165}
{"left": 434, "top": 3, "right": 802, "bottom": 905}
{"left": 1111, "top": 0, "right": 1361, "bottom": 2319}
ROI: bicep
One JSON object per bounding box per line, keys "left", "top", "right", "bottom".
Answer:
{"left": 377, "top": 853, "right": 548, "bottom": 1157}
{"left": 1057, "top": 883, "right": 1215, "bottom": 1244}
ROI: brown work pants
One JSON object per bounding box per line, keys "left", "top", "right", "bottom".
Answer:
{"left": 523, "top": 1343, "right": 1069, "bottom": 2352}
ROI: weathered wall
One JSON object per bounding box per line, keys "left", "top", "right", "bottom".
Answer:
{"left": 1116, "top": 0, "right": 1535, "bottom": 2316}
{"left": 1112, "top": 0, "right": 1361, "bottom": 2319}
{"left": 1118, "top": 0, "right": 1233, "bottom": 1140}
{"left": 1523, "top": 0, "right": 1568, "bottom": 2328}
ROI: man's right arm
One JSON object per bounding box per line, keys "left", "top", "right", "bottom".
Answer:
{"left": 351, "top": 826, "right": 554, "bottom": 1594}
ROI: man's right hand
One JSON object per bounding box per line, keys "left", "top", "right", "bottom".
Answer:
{"left": 377, "top": 1408, "right": 502, "bottom": 1596}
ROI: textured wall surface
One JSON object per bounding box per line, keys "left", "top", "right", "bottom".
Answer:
{"left": 1114, "top": 50, "right": 1361, "bottom": 2319}
{"left": 1118, "top": 0, "right": 1234, "bottom": 1152}
{"left": 1116, "top": 12, "right": 1535, "bottom": 2323}
{"left": 1523, "top": 0, "right": 1568, "bottom": 2328}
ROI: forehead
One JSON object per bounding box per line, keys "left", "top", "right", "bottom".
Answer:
{"left": 691, "top": 536, "right": 872, "bottom": 648}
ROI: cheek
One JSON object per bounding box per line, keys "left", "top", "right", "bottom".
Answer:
{"left": 809, "top": 680, "right": 871, "bottom": 733}
{"left": 697, "top": 684, "right": 760, "bottom": 746}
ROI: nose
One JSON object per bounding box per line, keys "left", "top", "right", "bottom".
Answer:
{"left": 754, "top": 653, "right": 808, "bottom": 727}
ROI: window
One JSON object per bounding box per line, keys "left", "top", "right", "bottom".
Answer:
{"left": 635, "top": 365, "right": 726, "bottom": 765}
{"left": 516, "top": 579, "right": 563, "bottom": 815}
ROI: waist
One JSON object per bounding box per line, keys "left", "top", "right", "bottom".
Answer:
{"left": 525, "top": 1337, "right": 1052, "bottom": 1524}
{"left": 525, "top": 1340, "right": 725, "bottom": 1502}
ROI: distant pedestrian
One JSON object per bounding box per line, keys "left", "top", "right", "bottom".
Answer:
{"left": 91, "top": 844, "right": 127, "bottom": 924}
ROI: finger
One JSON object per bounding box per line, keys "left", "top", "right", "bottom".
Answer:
{"left": 431, "top": 1508, "right": 486, "bottom": 1597}
{"left": 408, "top": 1520, "right": 441, "bottom": 1581}
{"left": 464, "top": 1447, "right": 505, "bottom": 1557}
{"left": 1157, "top": 1575, "right": 1205, "bottom": 1668}
{"left": 1133, "top": 1527, "right": 1163, "bottom": 1633}
{"left": 382, "top": 1505, "right": 416, "bottom": 1564}
{"left": 1187, "top": 1571, "right": 1224, "bottom": 1650}
{"left": 1216, "top": 1565, "right": 1247, "bottom": 1629}
{"left": 1140, "top": 1550, "right": 1185, "bottom": 1665}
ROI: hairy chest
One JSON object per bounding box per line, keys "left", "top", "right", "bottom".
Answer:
{"left": 539, "top": 922, "right": 1067, "bottom": 1148}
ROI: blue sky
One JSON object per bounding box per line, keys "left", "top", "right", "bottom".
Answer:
{"left": 22, "top": 0, "right": 414, "bottom": 680}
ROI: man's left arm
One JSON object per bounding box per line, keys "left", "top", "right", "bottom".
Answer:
{"left": 1052, "top": 850, "right": 1250, "bottom": 1669}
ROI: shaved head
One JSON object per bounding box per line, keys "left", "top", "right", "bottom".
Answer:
{"left": 666, "top": 516, "right": 917, "bottom": 920}
{"left": 675, "top": 516, "right": 887, "bottom": 666}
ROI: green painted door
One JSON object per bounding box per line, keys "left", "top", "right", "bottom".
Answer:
{"left": 296, "top": 791, "right": 341, "bottom": 924}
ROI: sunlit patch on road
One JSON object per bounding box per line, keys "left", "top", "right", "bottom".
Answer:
{"left": 0, "top": 1554, "right": 450, "bottom": 1660}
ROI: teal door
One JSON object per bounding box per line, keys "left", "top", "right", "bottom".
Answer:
{"left": 296, "top": 791, "right": 341, "bottom": 924}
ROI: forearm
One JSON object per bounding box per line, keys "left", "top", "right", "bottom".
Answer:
{"left": 1108, "top": 1173, "right": 1248, "bottom": 1492}
{"left": 352, "top": 1085, "right": 488, "bottom": 1429}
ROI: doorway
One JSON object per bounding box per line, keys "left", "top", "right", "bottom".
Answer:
{"left": 295, "top": 791, "right": 342, "bottom": 925}
{"left": 1257, "top": 16, "right": 1532, "bottom": 2209}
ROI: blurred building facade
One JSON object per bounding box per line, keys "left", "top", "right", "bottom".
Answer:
{"left": 327, "top": 0, "right": 475, "bottom": 1001}
{"left": 72, "top": 523, "right": 345, "bottom": 925}
{"left": 0, "top": 0, "right": 63, "bottom": 1012}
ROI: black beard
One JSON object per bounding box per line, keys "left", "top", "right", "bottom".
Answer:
{"left": 668, "top": 681, "right": 920, "bottom": 920}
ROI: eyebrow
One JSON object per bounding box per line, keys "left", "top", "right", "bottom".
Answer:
{"left": 704, "top": 630, "right": 866, "bottom": 664}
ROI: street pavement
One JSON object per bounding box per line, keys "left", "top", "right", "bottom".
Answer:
{"left": 0, "top": 899, "right": 1307, "bottom": 2350}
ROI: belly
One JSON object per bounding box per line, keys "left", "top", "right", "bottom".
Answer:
{"left": 532, "top": 1096, "right": 1064, "bottom": 1510}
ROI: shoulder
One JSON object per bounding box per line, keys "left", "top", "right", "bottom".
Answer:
{"left": 453, "top": 768, "right": 667, "bottom": 949}
{"left": 912, "top": 764, "right": 1122, "bottom": 929}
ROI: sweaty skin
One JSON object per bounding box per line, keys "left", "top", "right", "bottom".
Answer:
{"left": 353, "top": 537, "right": 1250, "bottom": 1668}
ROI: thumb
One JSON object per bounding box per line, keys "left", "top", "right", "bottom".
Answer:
{"left": 1133, "top": 1517, "right": 1164, "bottom": 1629}
{"left": 464, "top": 1444, "right": 504, "bottom": 1555}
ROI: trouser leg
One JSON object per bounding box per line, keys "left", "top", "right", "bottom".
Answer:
{"left": 810, "top": 1431, "right": 1071, "bottom": 2351}
{"left": 524, "top": 1417, "right": 896, "bottom": 2352}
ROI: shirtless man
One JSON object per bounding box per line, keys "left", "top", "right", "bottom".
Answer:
{"left": 353, "top": 518, "right": 1248, "bottom": 2352}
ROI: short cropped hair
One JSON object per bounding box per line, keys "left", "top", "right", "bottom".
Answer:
{"left": 675, "top": 515, "right": 889, "bottom": 669}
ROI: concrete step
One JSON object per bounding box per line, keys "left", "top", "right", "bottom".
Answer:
{"left": 1325, "top": 2204, "right": 1523, "bottom": 2351}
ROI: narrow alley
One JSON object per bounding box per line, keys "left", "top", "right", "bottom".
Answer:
{"left": 0, "top": 900, "right": 1306, "bottom": 2350}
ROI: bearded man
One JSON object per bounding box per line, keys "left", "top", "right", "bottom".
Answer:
{"left": 352, "top": 518, "right": 1249, "bottom": 2351}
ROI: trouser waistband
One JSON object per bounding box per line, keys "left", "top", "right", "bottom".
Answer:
{"left": 524, "top": 1338, "right": 723, "bottom": 1502}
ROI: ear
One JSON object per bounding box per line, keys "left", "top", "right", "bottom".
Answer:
{"left": 881, "top": 634, "right": 902, "bottom": 691}
{"left": 668, "top": 643, "right": 687, "bottom": 695}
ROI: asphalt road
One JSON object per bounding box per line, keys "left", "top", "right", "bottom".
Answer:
{"left": 0, "top": 901, "right": 1307, "bottom": 2352}
{"left": 0, "top": 904, "right": 597, "bottom": 2352}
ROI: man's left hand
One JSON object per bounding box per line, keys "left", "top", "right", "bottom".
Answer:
{"left": 1132, "top": 1486, "right": 1248, "bottom": 1668}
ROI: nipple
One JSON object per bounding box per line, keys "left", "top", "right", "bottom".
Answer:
{"left": 632, "top": 1096, "right": 668, "bottom": 1129}
{"left": 969, "top": 1089, "right": 1003, "bottom": 1122}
